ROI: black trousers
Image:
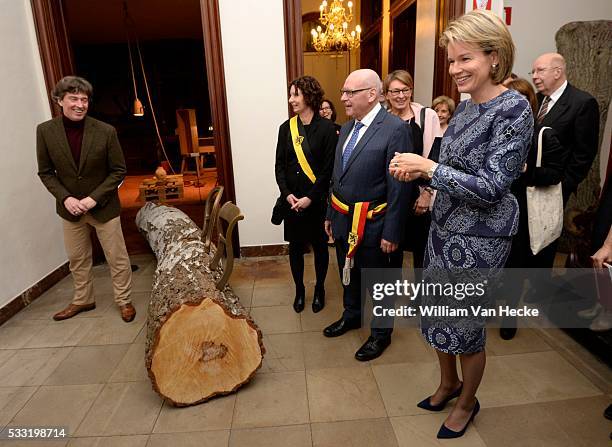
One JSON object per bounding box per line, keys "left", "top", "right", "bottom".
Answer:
{"left": 335, "top": 238, "right": 403, "bottom": 339}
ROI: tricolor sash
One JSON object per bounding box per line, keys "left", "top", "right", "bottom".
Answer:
{"left": 330, "top": 193, "right": 387, "bottom": 285}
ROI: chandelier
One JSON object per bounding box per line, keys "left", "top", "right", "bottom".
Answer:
{"left": 310, "top": 0, "right": 362, "bottom": 52}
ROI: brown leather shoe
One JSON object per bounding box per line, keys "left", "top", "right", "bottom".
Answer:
{"left": 120, "top": 303, "right": 136, "bottom": 322}
{"left": 53, "top": 303, "right": 96, "bottom": 321}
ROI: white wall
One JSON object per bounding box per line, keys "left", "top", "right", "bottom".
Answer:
{"left": 505, "top": 0, "right": 612, "bottom": 79}
{"left": 0, "top": 0, "right": 67, "bottom": 307}
{"left": 413, "top": 0, "right": 437, "bottom": 105}
{"left": 218, "top": 0, "right": 289, "bottom": 246}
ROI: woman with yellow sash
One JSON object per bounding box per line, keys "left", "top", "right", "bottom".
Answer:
{"left": 275, "top": 76, "right": 338, "bottom": 313}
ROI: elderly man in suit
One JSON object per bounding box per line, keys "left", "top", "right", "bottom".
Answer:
{"left": 528, "top": 53, "right": 600, "bottom": 271}
{"left": 531, "top": 52, "right": 599, "bottom": 204}
{"left": 324, "top": 69, "right": 413, "bottom": 361}
{"left": 37, "top": 76, "right": 135, "bottom": 322}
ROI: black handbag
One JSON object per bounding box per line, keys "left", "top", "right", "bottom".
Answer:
{"left": 271, "top": 196, "right": 289, "bottom": 225}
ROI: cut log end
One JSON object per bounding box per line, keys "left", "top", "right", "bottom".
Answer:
{"left": 149, "top": 297, "right": 263, "bottom": 406}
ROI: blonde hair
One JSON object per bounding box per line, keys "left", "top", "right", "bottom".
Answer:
{"left": 432, "top": 95, "right": 456, "bottom": 116}
{"left": 383, "top": 70, "right": 414, "bottom": 94}
{"left": 439, "top": 9, "right": 515, "bottom": 84}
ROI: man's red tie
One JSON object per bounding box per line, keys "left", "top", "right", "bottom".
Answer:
{"left": 537, "top": 96, "right": 550, "bottom": 124}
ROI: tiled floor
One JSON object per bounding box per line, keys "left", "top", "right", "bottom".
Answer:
{"left": 1, "top": 252, "right": 611, "bottom": 446}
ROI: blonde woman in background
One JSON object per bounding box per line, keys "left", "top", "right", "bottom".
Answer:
{"left": 432, "top": 95, "right": 456, "bottom": 135}
{"left": 383, "top": 70, "right": 442, "bottom": 268}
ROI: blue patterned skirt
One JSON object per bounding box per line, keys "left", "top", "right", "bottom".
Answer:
{"left": 420, "top": 222, "right": 511, "bottom": 355}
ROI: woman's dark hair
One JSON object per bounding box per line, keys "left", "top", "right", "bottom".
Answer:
{"left": 289, "top": 75, "right": 324, "bottom": 112}
{"left": 321, "top": 98, "right": 337, "bottom": 122}
{"left": 51, "top": 76, "right": 93, "bottom": 102}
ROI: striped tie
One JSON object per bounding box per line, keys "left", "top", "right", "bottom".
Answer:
{"left": 537, "top": 96, "right": 551, "bottom": 124}
{"left": 342, "top": 121, "right": 364, "bottom": 170}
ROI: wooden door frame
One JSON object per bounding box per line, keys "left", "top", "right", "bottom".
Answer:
{"left": 30, "top": 0, "right": 237, "bottom": 209}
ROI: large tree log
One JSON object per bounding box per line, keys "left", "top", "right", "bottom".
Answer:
{"left": 555, "top": 21, "right": 612, "bottom": 253}
{"left": 136, "top": 202, "right": 264, "bottom": 407}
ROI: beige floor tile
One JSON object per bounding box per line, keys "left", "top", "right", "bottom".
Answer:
{"left": 252, "top": 264, "right": 292, "bottom": 288}
{"left": 108, "top": 343, "right": 148, "bottom": 382}
{"left": 133, "top": 326, "right": 147, "bottom": 344}
{"left": 77, "top": 314, "right": 145, "bottom": 346}
{"left": 67, "top": 435, "right": 149, "bottom": 446}
{"left": 147, "top": 430, "right": 229, "bottom": 447}
{"left": 251, "top": 285, "right": 295, "bottom": 307}
{"left": 0, "top": 439, "right": 68, "bottom": 447}
{"left": 229, "top": 424, "right": 311, "bottom": 447}
{"left": 475, "top": 403, "right": 575, "bottom": 447}
{"left": 307, "top": 366, "right": 387, "bottom": 422}
{"left": 232, "top": 371, "right": 309, "bottom": 428}
{"left": 537, "top": 395, "right": 612, "bottom": 447}
{"left": 23, "top": 318, "right": 97, "bottom": 349}
{"left": 372, "top": 361, "right": 444, "bottom": 417}
{"left": 0, "top": 386, "right": 38, "bottom": 427}
{"left": 487, "top": 351, "right": 603, "bottom": 403}
{"left": 302, "top": 331, "right": 363, "bottom": 369}
{"left": 75, "top": 382, "right": 163, "bottom": 436}
{"left": 259, "top": 333, "right": 305, "bottom": 373}
{"left": 299, "top": 297, "right": 344, "bottom": 332}
{"left": 485, "top": 328, "right": 552, "bottom": 356}
{"left": 311, "top": 417, "right": 399, "bottom": 447}
{"left": 44, "top": 345, "right": 130, "bottom": 385}
{"left": 153, "top": 394, "right": 235, "bottom": 433}
{"left": 10, "top": 384, "right": 103, "bottom": 435}
{"left": 0, "top": 347, "right": 73, "bottom": 386}
{"left": 248, "top": 306, "right": 300, "bottom": 335}
{"left": 231, "top": 284, "right": 253, "bottom": 309}
{"left": 369, "top": 328, "right": 438, "bottom": 366}
{"left": 477, "top": 355, "right": 535, "bottom": 407}
{"left": 0, "top": 319, "right": 49, "bottom": 349}
{"left": 390, "top": 414, "right": 486, "bottom": 447}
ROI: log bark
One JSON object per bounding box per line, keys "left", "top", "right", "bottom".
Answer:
{"left": 136, "top": 202, "right": 264, "bottom": 407}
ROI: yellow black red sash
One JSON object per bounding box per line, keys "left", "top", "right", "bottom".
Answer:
{"left": 330, "top": 193, "right": 387, "bottom": 285}
{"left": 289, "top": 115, "right": 316, "bottom": 184}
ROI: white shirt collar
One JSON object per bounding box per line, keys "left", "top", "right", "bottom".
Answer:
{"left": 548, "top": 80, "right": 567, "bottom": 105}
{"left": 356, "top": 102, "right": 382, "bottom": 129}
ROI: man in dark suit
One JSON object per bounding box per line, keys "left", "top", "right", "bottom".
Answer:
{"left": 37, "top": 76, "right": 135, "bottom": 322}
{"left": 323, "top": 69, "right": 413, "bottom": 361}
{"left": 523, "top": 53, "right": 600, "bottom": 297}
{"left": 531, "top": 52, "right": 599, "bottom": 204}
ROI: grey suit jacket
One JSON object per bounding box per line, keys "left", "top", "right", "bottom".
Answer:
{"left": 36, "top": 116, "right": 127, "bottom": 223}
{"left": 327, "top": 107, "right": 414, "bottom": 247}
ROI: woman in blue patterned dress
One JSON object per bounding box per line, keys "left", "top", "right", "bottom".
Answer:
{"left": 389, "top": 10, "right": 533, "bottom": 439}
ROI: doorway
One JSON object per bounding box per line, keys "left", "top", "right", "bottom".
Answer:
{"left": 31, "top": 0, "right": 236, "bottom": 255}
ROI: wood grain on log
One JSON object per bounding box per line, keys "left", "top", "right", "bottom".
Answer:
{"left": 136, "top": 202, "right": 264, "bottom": 406}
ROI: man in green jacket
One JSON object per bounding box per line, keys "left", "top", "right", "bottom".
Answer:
{"left": 37, "top": 76, "right": 135, "bottom": 322}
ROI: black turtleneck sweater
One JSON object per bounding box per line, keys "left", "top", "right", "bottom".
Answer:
{"left": 62, "top": 115, "right": 85, "bottom": 165}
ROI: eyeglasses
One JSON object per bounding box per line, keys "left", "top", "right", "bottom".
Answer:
{"left": 340, "top": 87, "right": 373, "bottom": 98}
{"left": 528, "top": 66, "right": 561, "bottom": 76}
{"left": 387, "top": 88, "right": 412, "bottom": 97}
{"left": 320, "top": 106, "right": 332, "bottom": 111}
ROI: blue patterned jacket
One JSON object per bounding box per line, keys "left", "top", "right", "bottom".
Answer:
{"left": 430, "top": 89, "right": 533, "bottom": 237}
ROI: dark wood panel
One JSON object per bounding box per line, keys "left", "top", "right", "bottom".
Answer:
{"left": 389, "top": 0, "right": 417, "bottom": 75}
{"left": 432, "top": 0, "right": 465, "bottom": 103}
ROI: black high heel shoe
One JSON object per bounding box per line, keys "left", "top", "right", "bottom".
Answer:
{"left": 417, "top": 382, "right": 463, "bottom": 411}
{"left": 312, "top": 286, "right": 325, "bottom": 313}
{"left": 437, "top": 398, "right": 480, "bottom": 439}
{"left": 293, "top": 288, "right": 305, "bottom": 313}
